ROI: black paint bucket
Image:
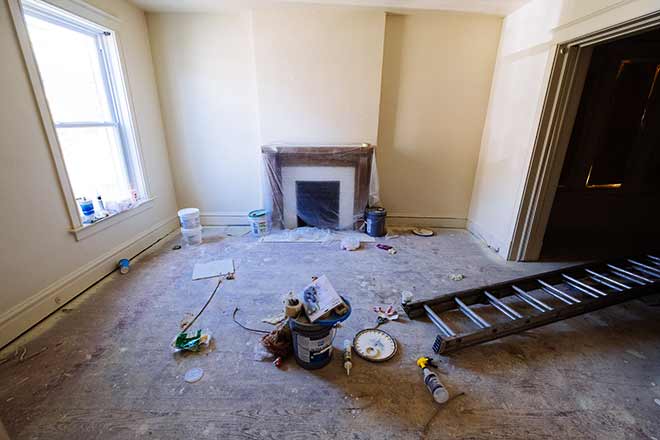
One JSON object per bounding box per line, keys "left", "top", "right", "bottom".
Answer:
{"left": 365, "top": 207, "right": 387, "bottom": 237}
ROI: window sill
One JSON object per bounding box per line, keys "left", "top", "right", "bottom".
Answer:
{"left": 70, "top": 197, "right": 156, "bottom": 241}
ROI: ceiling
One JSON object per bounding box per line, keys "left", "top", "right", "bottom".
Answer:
{"left": 130, "top": 0, "right": 529, "bottom": 16}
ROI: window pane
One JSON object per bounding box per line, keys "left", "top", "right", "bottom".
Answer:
{"left": 56, "top": 126, "right": 131, "bottom": 202}
{"left": 25, "top": 14, "right": 113, "bottom": 123}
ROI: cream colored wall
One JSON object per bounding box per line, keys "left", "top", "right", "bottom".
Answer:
{"left": 251, "top": 6, "right": 386, "bottom": 145}
{"left": 147, "top": 12, "right": 262, "bottom": 222}
{"left": 468, "top": 0, "right": 660, "bottom": 258}
{"left": 0, "top": 0, "right": 178, "bottom": 347}
{"left": 377, "top": 12, "right": 501, "bottom": 224}
{"left": 147, "top": 6, "right": 502, "bottom": 225}
{"left": 147, "top": 6, "right": 386, "bottom": 221}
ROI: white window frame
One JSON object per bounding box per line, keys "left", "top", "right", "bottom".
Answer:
{"left": 8, "top": 0, "right": 154, "bottom": 241}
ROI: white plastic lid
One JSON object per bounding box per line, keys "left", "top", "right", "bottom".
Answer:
{"left": 178, "top": 208, "right": 200, "bottom": 218}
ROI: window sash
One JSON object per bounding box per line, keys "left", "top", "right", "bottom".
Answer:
{"left": 26, "top": 9, "right": 135, "bottom": 204}
{"left": 55, "top": 121, "right": 118, "bottom": 128}
{"left": 22, "top": 0, "right": 107, "bottom": 36}
{"left": 55, "top": 125, "right": 133, "bottom": 202}
{"left": 10, "top": 0, "right": 150, "bottom": 234}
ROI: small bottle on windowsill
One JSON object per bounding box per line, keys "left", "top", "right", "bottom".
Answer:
{"left": 78, "top": 198, "right": 95, "bottom": 224}
{"left": 95, "top": 195, "right": 110, "bottom": 219}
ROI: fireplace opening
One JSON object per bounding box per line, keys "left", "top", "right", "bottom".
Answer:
{"left": 295, "top": 181, "right": 340, "bottom": 229}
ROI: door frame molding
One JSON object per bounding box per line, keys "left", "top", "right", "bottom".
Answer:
{"left": 508, "top": 10, "right": 660, "bottom": 261}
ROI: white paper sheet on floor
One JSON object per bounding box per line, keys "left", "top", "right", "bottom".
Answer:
{"left": 192, "top": 259, "right": 235, "bottom": 280}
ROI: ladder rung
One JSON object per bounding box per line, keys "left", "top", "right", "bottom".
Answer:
{"left": 584, "top": 269, "right": 631, "bottom": 290}
{"left": 607, "top": 269, "right": 646, "bottom": 286}
{"left": 648, "top": 254, "right": 660, "bottom": 265}
{"left": 484, "top": 291, "right": 523, "bottom": 320}
{"left": 455, "top": 298, "right": 490, "bottom": 328}
{"left": 536, "top": 280, "right": 581, "bottom": 304}
{"left": 537, "top": 279, "right": 580, "bottom": 304}
{"left": 628, "top": 266, "right": 660, "bottom": 279}
{"left": 628, "top": 259, "right": 660, "bottom": 277}
{"left": 589, "top": 276, "right": 624, "bottom": 292}
{"left": 562, "top": 274, "right": 607, "bottom": 297}
{"left": 424, "top": 305, "right": 456, "bottom": 337}
{"left": 563, "top": 280, "right": 599, "bottom": 298}
{"left": 607, "top": 264, "right": 652, "bottom": 284}
{"left": 512, "top": 285, "right": 552, "bottom": 312}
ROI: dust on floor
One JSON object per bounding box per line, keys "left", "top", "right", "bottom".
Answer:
{"left": 0, "top": 227, "right": 658, "bottom": 439}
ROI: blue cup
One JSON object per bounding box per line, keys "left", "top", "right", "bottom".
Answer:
{"left": 118, "top": 259, "right": 130, "bottom": 274}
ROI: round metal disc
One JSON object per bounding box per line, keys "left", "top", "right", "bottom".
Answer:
{"left": 352, "top": 328, "right": 397, "bottom": 362}
{"left": 412, "top": 228, "right": 434, "bottom": 237}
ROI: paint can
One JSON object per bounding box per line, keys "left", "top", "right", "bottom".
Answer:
{"left": 365, "top": 207, "right": 387, "bottom": 237}
{"left": 248, "top": 209, "right": 272, "bottom": 237}
{"left": 289, "top": 297, "right": 351, "bottom": 370}
{"left": 177, "top": 208, "right": 201, "bottom": 229}
{"left": 181, "top": 226, "right": 202, "bottom": 246}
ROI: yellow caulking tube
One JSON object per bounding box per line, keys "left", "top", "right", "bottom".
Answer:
{"left": 343, "top": 339, "right": 353, "bottom": 376}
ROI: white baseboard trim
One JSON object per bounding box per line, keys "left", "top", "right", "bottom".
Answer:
{"left": 201, "top": 212, "right": 468, "bottom": 229}
{"left": 200, "top": 211, "right": 249, "bottom": 226}
{"left": 0, "top": 215, "right": 179, "bottom": 349}
{"left": 386, "top": 215, "right": 467, "bottom": 229}
{"left": 466, "top": 219, "right": 508, "bottom": 256}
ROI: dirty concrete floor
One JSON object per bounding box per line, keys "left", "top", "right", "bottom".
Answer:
{"left": 0, "top": 227, "right": 659, "bottom": 439}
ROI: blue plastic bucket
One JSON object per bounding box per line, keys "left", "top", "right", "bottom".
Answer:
{"left": 289, "top": 297, "right": 351, "bottom": 370}
{"left": 248, "top": 209, "right": 272, "bottom": 237}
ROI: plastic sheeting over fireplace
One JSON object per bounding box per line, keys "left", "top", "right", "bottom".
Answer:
{"left": 295, "top": 180, "right": 340, "bottom": 228}
{"left": 261, "top": 144, "right": 378, "bottom": 230}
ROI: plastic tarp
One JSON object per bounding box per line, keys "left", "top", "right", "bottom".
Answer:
{"left": 261, "top": 144, "right": 380, "bottom": 230}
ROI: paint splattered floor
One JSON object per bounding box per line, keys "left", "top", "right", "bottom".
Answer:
{"left": 0, "top": 227, "right": 658, "bottom": 439}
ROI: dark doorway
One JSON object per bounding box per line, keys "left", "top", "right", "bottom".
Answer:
{"left": 542, "top": 28, "right": 660, "bottom": 259}
{"left": 295, "top": 181, "right": 340, "bottom": 229}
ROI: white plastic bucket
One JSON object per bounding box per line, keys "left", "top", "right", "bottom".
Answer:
{"left": 181, "top": 226, "right": 202, "bottom": 246}
{"left": 248, "top": 209, "right": 271, "bottom": 237}
{"left": 178, "top": 208, "right": 200, "bottom": 229}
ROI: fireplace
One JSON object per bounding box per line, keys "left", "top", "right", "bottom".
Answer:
{"left": 261, "top": 145, "right": 375, "bottom": 229}
{"left": 281, "top": 166, "right": 355, "bottom": 229}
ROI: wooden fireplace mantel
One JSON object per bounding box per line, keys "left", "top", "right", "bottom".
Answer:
{"left": 261, "top": 144, "right": 375, "bottom": 229}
